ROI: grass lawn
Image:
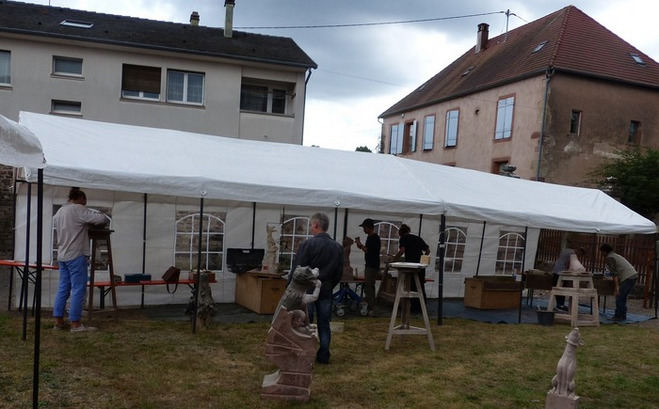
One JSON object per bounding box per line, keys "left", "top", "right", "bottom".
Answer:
{"left": 0, "top": 309, "right": 657, "bottom": 409}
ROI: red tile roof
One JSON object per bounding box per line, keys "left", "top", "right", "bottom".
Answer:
{"left": 380, "top": 5, "right": 659, "bottom": 118}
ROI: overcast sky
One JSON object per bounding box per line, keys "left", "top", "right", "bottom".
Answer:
{"left": 20, "top": 0, "right": 659, "bottom": 151}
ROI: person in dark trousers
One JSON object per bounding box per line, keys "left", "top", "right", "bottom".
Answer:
{"left": 390, "top": 224, "right": 430, "bottom": 313}
{"left": 354, "top": 218, "right": 380, "bottom": 316}
{"left": 290, "top": 212, "right": 343, "bottom": 364}
{"left": 53, "top": 187, "right": 108, "bottom": 332}
{"left": 599, "top": 243, "right": 638, "bottom": 322}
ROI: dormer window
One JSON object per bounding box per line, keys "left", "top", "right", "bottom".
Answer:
{"left": 630, "top": 53, "right": 645, "bottom": 65}
{"left": 532, "top": 41, "right": 548, "bottom": 53}
{"left": 60, "top": 19, "right": 94, "bottom": 29}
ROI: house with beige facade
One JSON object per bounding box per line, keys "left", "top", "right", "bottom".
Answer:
{"left": 379, "top": 6, "right": 659, "bottom": 186}
{"left": 0, "top": 1, "right": 316, "bottom": 144}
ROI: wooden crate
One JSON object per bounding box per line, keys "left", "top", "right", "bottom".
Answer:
{"left": 464, "top": 276, "right": 521, "bottom": 310}
{"left": 235, "top": 271, "right": 286, "bottom": 314}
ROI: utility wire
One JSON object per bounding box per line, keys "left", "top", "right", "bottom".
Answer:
{"left": 235, "top": 11, "right": 506, "bottom": 30}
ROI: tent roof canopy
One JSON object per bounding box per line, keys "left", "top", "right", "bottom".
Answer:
{"left": 17, "top": 111, "right": 656, "bottom": 235}
{"left": 0, "top": 115, "right": 45, "bottom": 169}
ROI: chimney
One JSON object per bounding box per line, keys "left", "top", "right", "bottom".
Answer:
{"left": 190, "top": 11, "right": 200, "bottom": 26}
{"left": 475, "top": 23, "right": 489, "bottom": 53}
{"left": 224, "top": 0, "right": 235, "bottom": 38}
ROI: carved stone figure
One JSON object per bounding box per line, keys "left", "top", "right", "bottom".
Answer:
{"left": 342, "top": 236, "right": 354, "bottom": 280}
{"left": 262, "top": 266, "right": 321, "bottom": 402}
{"left": 546, "top": 327, "right": 584, "bottom": 409}
{"left": 263, "top": 225, "right": 279, "bottom": 272}
{"left": 272, "top": 266, "right": 321, "bottom": 328}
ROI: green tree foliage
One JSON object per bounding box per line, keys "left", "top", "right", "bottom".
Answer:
{"left": 589, "top": 147, "right": 659, "bottom": 219}
{"left": 355, "top": 146, "right": 372, "bottom": 152}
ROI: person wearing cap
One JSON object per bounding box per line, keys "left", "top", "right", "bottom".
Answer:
{"left": 599, "top": 243, "right": 638, "bottom": 322}
{"left": 390, "top": 224, "right": 430, "bottom": 313}
{"left": 354, "top": 218, "right": 380, "bottom": 316}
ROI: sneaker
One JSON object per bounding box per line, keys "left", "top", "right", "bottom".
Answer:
{"left": 609, "top": 316, "right": 626, "bottom": 322}
{"left": 70, "top": 324, "right": 97, "bottom": 333}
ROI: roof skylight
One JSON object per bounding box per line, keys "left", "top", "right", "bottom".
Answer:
{"left": 532, "top": 41, "right": 548, "bottom": 53}
{"left": 630, "top": 53, "right": 645, "bottom": 65}
{"left": 60, "top": 19, "right": 94, "bottom": 29}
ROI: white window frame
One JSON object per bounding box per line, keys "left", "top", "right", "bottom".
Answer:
{"left": 494, "top": 96, "right": 515, "bottom": 140}
{"left": 240, "top": 80, "right": 291, "bottom": 115}
{"left": 390, "top": 123, "right": 400, "bottom": 154}
{"left": 53, "top": 56, "right": 83, "bottom": 77}
{"left": 437, "top": 226, "right": 467, "bottom": 273}
{"left": 423, "top": 115, "right": 435, "bottom": 150}
{"left": 279, "top": 216, "right": 312, "bottom": 273}
{"left": 121, "top": 64, "right": 161, "bottom": 101}
{"left": 0, "top": 50, "right": 10, "bottom": 86}
{"left": 175, "top": 213, "right": 225, "bottom": 272}
{"left": 495, "top": 231, "right": 525, "bottom": 275}
{"left": 374, "top": 221, "right": 399, "bottom": 257}
{"left": 445, "top": 109, "right": 459, "bottom": 147}
{"left": 570, "top": 110, "right": 582, "bottom": 135}
{"left": 167, "top": 70, "right": 205, "bottom": 105}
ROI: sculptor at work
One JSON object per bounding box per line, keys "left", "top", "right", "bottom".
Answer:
{"left": 599, "top": 243, "right": 638, "bottom": 322}
{"left": 354, "top": 218, "right": 380, "bottom": 316}
{"left": 53, "top": 187, "right": 108, "bottom": 332}
{"left": 390, "top": 224, "right": 430, "bottom": 313}
{"left": 289, "top": 212, "right": 343, "bottom": 364}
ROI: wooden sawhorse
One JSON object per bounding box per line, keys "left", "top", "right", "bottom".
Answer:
{"left": 385, "top": 263, "right": 435, "bottom": 351}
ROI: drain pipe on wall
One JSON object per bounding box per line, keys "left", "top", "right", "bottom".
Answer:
{"left": 300, "top": 68, "right": 314, "bottom": 146}
{"left": 536, "top": 68, "right": 554, "bottom": 181}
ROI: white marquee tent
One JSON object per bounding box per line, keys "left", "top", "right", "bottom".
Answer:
{"left": 16, "top": 112, "right": 656, "bottom": 235}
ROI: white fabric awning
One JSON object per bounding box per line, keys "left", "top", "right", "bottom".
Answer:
{"left": 0, "top": 115, "right": 45, "bottom": 169}
{"left": 16, "top": 111, "right": 656, "bottom": 235}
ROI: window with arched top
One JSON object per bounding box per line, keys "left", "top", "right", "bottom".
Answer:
{"left": 496, "top": 231, "right": 525, "bottom": 274}
{"left": 175, "top": 212, "right": 225, "bottom": 272}
{"left": 436, "top": 226, "right": 467, "bottom": 273}
{"left": 374, "top": 221, "right": 400, "bottom": 257}
{"left": 278, "top": 216, "right": 312, "bottom": 272}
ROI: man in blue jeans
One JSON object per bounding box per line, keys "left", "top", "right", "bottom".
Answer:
{"left": 599, "top": 243, "right": 638, "bottom": 322}
{"left": 290, "top": 212, "right": 343, "bottom": 364}
{"left": 53, "top": 187, "right": 108, "bottom": 332}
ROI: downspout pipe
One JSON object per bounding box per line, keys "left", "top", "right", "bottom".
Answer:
{"left": 536, "top": 68, "right": 553, "bottom": 181}
{"left": 300, "top": 68, "right": 314, "bottom": 145}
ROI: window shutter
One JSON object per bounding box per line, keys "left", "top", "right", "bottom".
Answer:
{"left": 122, "top": 64, "right": 161, "bottom": 93}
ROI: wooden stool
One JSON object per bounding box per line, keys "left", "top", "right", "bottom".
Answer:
{"left": 385, "top": 263, "right": 435, "bottom": 351}
{"left": 88, "top": 229, "right": 117, "bottom": 321}
{"left": 547, "top": 287, "right": 599, "bottom": 327}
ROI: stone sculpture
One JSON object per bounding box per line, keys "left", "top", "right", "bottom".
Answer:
{"left": 546, "top": 327, "right": 584, "bottom": 409}
{"left": 262, "top": 225, "right": 279, "bottom": 272}
{"left": 262, "top": 266, "right": 321, "bottom": 402}
{"left": 342, "top": 236, "right": 354, "bottom": 280}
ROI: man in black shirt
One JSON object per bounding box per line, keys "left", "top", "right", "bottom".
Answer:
{"left": 354, "top": 218, "right": 380, "bottom": 316}
{"left": 391, "top": 224, "right": 430, "bottom": 312}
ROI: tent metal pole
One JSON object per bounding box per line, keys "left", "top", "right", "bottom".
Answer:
{"left": 342, "top": 208, "right": 349, "bottom": 241}
{"left": 192, "top": 196, "right": 204, "bottom": 334}
{"left": 21, "top": 182, "right": 32, "bottom": 340}
{"left": 251, "top": 202, "right": 256, "bottom": 249}
{"left": 141, "top": 194, "right": 147, "bottom": 275}
{"left": 475, "top": 221, "right": 486, "bottom": 276}
{"left": 8, "top": 172, "right": 18, "bottom": 310}
{"left": 437, "top": 214, "right": 446, "bottom": 325}
{"left": 32, "top": 169, "right": 43, "bottom": 409}
{"left": 518, "top": 226, "right": 528, "bottom": 323}
{"left": 654, "top": 236, "right": 658, "bottom": 318}
{"left": 333, "top": 207, "right": 338, "bottom": 240}
{"left": 417, "top": 214, "right": 423, "bottom": 236}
